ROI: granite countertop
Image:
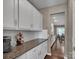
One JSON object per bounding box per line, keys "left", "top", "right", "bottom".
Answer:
{"left": 3, "top": 39, "right": 48, "bottom": 59}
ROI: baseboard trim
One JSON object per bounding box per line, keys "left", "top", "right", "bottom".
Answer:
{"left": 47, "top": 53, "right": 52, "bottom": 56}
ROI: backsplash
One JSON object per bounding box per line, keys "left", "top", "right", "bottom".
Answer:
{"left": 3, "top": 30, "right": 38, "bottom": 47}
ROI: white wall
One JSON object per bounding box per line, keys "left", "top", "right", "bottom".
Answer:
{"left": 65, "top": 0, "right": 75, "bottom": 59}
{"left": 34, "top": 30, "right": 48, "bottom": 39}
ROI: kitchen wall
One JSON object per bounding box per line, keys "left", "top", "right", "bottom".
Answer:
{"left": 40, "top": 3, "right": 67, "bottom": 55}
{"left": 3, "top": 30, "right": 48, "bottom": 47}
{"left": 3, "top": 30, "right": 39, "bottom": 47}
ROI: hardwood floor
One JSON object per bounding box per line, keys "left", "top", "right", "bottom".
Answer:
{"left": 44, "top": 40, "right": 64, "bottom": 59}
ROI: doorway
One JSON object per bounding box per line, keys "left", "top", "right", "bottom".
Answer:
{"left": 50, "top": 12, "right": 65, "bottom": 58}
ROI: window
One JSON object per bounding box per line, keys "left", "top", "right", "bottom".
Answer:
{"left": 56, "top": 27, "right": 65, "bottom": 36}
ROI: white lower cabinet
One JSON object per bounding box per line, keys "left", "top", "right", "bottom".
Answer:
{"left": 16, "top": 41, "right": 47, "bottom": 59}
{"left": 27, "top": 48, "right": 38, "bottom": 59}
{"left": 37, "top": 44, "right": 42, "bottom": 59}
{"left": 37, "top": 41, "right": 47, "bottom": 59}
{"left": 41, "top": 41, "right": 47, "bottom": 59}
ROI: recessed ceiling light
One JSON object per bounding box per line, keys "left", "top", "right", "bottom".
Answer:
{"left": 54, "top": 19, "right": 57, "bottom": 22}
{"left": 53, "top": 17, "right": 56, "bottom": 19}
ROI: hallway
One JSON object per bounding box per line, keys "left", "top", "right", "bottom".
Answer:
{"left": 45, "top": 40, "right": 64, "bottom": 59}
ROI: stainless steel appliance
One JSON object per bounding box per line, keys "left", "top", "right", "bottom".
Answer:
{"left": 3, "top": 36, "right": 11, "bottom": 53}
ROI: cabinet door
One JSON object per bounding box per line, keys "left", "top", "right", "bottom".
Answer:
{"left": 38, "top": 12, "right": 43, "bottom": 30}
{"left": 44, "top": 41, "right": 47, "bottom": 56}
{"left": 3, "top": 0, "right": 17, "bottom": 29}
{"left": 37, "top": 45, "right": 42, "bottom": 59}
{"left": 27, "top": 48, "right": 38, "bottom": 59}
{"left": 41, "top": 41, "right": 47, "bottom": 59}
{"left": 19, "top": 0, "right": 33, "bottom": 30}
{"left": 33, "top": 8, "right": 42, "bottom": 31}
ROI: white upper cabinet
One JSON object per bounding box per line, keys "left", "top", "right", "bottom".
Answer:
{"left": 19, "top": 0, "right": 42, "bottom": 31}
{"left": 3, "top": 0, "right": 17, "bottom": 29}
{"left": 38, "top": 12, "right": 43, "bottom": 30}
{"left": 3, "top": 0, "right": 43, "bottom": 31}
{"left": 19, "top": 0, "right": 33, "bottom": 30}
{"left": 33, "top": 7, "right": 43, "bottom": 31}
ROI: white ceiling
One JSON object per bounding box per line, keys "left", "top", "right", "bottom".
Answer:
{"left": 28, "top": 0, "right": 67, "bottom": 9}
{"left": 51, "top": 12, "right": 65, "bottom": 25}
